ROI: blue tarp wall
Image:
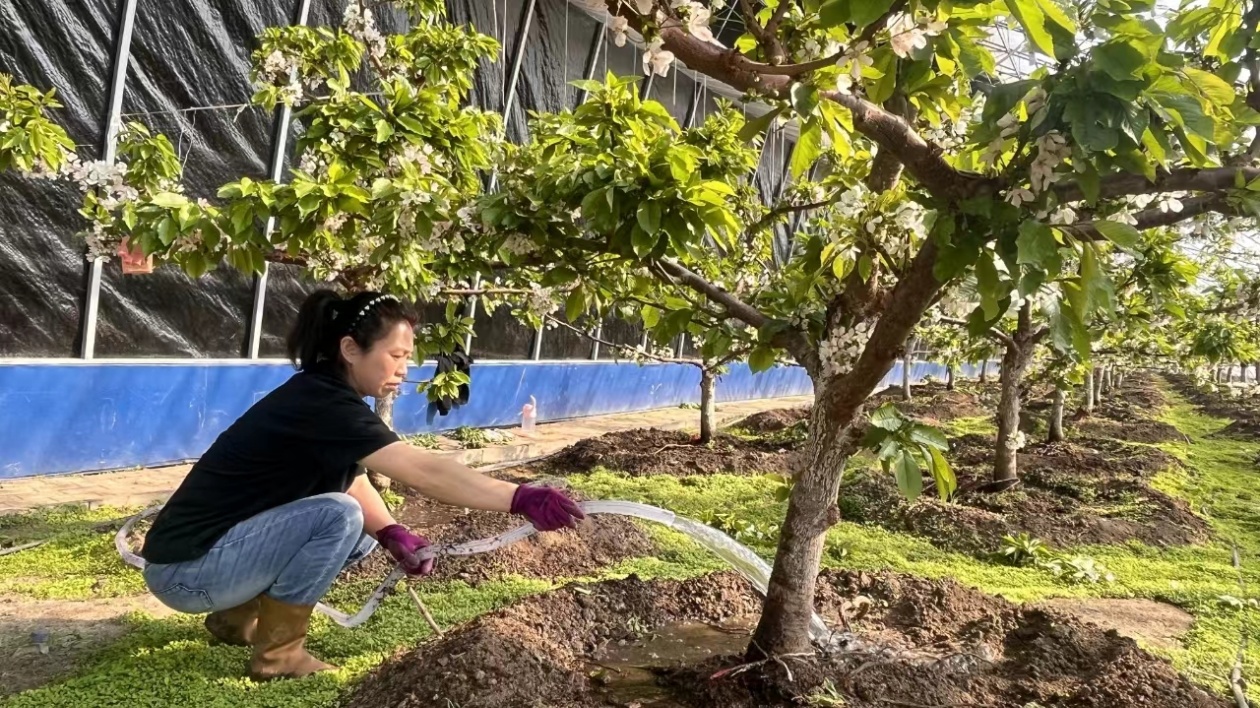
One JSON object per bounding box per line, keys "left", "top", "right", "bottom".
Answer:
{"left": 0, "top": 359, "right": 982, "bottom": 479}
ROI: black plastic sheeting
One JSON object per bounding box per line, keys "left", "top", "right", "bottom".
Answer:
{"left": 0, "top": 0, "right": 792, "bottom": 359}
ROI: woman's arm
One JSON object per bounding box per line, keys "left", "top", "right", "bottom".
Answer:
{"left": 345, "top": 471, "right": 397, "bottom": 538}
{"left": 359, "top": 442, "right": 517, "bottom": 513}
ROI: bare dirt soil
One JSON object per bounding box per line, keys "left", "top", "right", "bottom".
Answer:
{"left": 542, "top": 428, "right": 796, "bottom": 477}
{"left": 344, "top": 482, "right": 655, "bottom": 586}
{"left": 343, "top": 569, "right": 1226, "bottom": 708}
{"left": 841, "top": 374, "right": 1209, "bottom": 555}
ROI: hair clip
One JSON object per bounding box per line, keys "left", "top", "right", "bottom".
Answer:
{"left": 347, "top": 294, "right": 400, "bottom": 332}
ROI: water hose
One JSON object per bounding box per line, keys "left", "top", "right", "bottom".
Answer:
{"left": 116, "top": 501, "right": 832, "bottom": 642}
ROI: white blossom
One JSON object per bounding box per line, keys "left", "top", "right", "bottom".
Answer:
{"left": 1158, "top": 196, "right": 1184, "bottom": 213}
{"left": 888, "top": 14, "right": 927, "bottom": 58}
{"left": 1004, "top": 187, "right": 1034, "bottom": 207}
{"left": 643, "top": 38, "right": 675, "bottom": 77}
{"left": 1049, "top": 205, "right": 1077, "bottom": 225}
{"left": 634, "top": 0, "right": 654, "bottom": 15}
{"left": 343, "top": 3, "right": 386, "bottom": 62}
{"left": 1112, "top": 208, "right": 1138, "bottom": 226}
{"left": 682, "top": 2, "right": 715, "bottom": 42}
{"left": 819, "top": 319, "right": 877, "bottom": 378}
{"left": 838, "top": 41, "right": 873, "bottom": 82}
{"left": 1024, "top": 86, "right": 1047, "bottom": 114}
{"left": 979, "top": 138, "right": 1005, "bottom": 169}
{"left": 610, "top": 16, "right": 630, "bottom": 47}
{"left": 501, "top": 234, "right": 536, "bottom": 255}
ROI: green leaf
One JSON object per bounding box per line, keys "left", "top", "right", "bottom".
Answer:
{"left": 541, "top": 266, "right": 579, "bottom": 287}
{"left": 868, "top": 403, "right": 904, "bottom": 431}
{"left": 666, "top": 149, "right": 697, "bottom": 182}
{"left": 1016, "top": 220, "right": 1059, "bottom": 267}
{"left": 869, "top": 52, "right": 898, "bottom": 104}
{"left": 1182, "top": 68, "right": 1237, "bottom": 107}
{"left": 748, "top": 346, "right": 776, "bottom": 373}
{"left": 374, "top": 119, "right": 394, "bottom": 143}
{"left": 818, "top": 0, "right": 895, "bottom": 29}
{"left": 642, "top": 305, "right": 661, "bottom": 328}
{"left": 894, "top": 449, "right": 923, "bottom": 501}
{"left": 976, "top": 256, "right": 1002, "bottom": 319}
{"left": 150, "top": 192, "right": 186, "bottom": 209}
{"left": 636, "top": 201, "right": 662, "bottom": 236}
{"left": 566, "top": 288, "right": 587, "bottom": 322}
{"left": 790, "top": 83, "right": 820, "bottom": 118}
{"left": 738, "top": 107, "right": 783, "bottom": 143}
{"left": 1076, "top": 163, "right": 1101, "bottom": 205}
{"left": 1092, "top": 220, "right": 1140, "bottom": 253}
{"left": 1093, "top": 39, "right": 1150, "bottom": 81}
{"left": 909, "top": 424, "right": 949, "bottom": 450}
{"left": 927, "top": 446, "right": 956, "bottom": 500}
{"left": 631, "top": 225, "right": 657, "bottom": 257}
{"left": 982, "top": 80, "right": 1039, "bottom": 124}
{"left": 1004, "top": 0, "right": 1056, "bottom": 58}
{"left": 789, "top": 119, "right": 824, "bottom": 178}
{"left": 1080, "top": 242, "right": 1115, "bottom": 314}
{"left": 1141, "top": 127, "right": 1168, "bottom": 165}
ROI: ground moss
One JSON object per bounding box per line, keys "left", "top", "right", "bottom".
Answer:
{"left": 0, "top": 504, "right": 146, "bottom": 599}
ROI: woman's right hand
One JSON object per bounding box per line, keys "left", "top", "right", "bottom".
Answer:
{"left": 510, "top": 484, "right": 587, "bottom": 531}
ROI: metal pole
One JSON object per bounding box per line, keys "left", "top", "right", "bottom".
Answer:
{"left": 530, "top": 325, "right": 543, "bottom": 360}
{"left": 681, "top": 80, "right": 703, "bottom": 128}
{"left": 486, "top": 0, "right": 537, "bottom": 192}
{"left": 462, "top": 273, "right": 481, "bottom": 352}
{"left": 245, "top": 0, "right": 313, "bottom": 359}
{"left": 79, "top": 0, "right": 140, "bottom": 359}
{"left": 639, "top": 73, "right": 655, "bottom": 100}
{"left": 590, "top": 323, "right": 602, "bottom": 360}
{"left": 575, "top": 24, "right": 606, "bottom": 106}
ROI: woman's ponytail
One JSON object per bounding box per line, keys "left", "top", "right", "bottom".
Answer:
{"left": 286, "top": 289, "right": 342, "bottom": 371}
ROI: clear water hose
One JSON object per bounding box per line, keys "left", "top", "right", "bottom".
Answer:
{"left": 116, "top": 500, "right": 830, "bottom": 643}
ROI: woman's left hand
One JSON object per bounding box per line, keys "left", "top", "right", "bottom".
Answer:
{"left": 376, "top": 524, "right": 435, "bottom": 576}
{"left": 510, "top": 484, "right": 587, "bottom": 531}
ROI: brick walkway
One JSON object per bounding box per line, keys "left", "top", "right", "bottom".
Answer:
{"left": 0, "top": 396, "right": 812, "bottom": 514}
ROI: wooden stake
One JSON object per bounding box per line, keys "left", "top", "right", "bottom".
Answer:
{"left": 405, "top": 583, "right": 444, "bottom": 637}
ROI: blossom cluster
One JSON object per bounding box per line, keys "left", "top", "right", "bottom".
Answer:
{"left": 818, "top": 318, "right": 876, "bottom": 378}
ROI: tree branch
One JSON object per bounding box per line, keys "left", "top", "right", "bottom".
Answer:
{"left": 1066, "top": 194, "right": 1235, "bottom": 239}
{"left": 544, "top": 314, "right": 702, "bottom": 368}
{"left": 1055, "top": 166, "right": 1260, "bottom": 204}
{"left": 603, "top": 2, "right": 985, "bottom": 202}
{"left": 654, "top": 258, "right": 819, "bottom": 373}
{"left": 941, "top": 317, "right": 1017, "bottom": 350}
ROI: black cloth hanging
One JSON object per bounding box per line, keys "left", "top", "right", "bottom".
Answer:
{"left": 433, "top": 345, "right": 473, "bottom": 415}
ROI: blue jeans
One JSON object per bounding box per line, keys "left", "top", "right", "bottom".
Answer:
{"left": 142, "top": 492, "right": 376, "bottom": 611}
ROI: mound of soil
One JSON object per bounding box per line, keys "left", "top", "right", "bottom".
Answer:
{"left": 872, "top": 381, "right": 993, "bottom": 422}
{"left": 344, "top": 569, "right": 1227, "bottom": 708}
{"left": 542, "top": 428, "right": 794, "bottom": 477}
{"left": 1072, "top": 416, "right": 1186, "bottom": 444}
{"left": 343, "top": 483, "right": 654, "bottom": 585}
{"left": 842, "top": 435, "right": 1208, "bottom": 555}
{"left": 734, "top": 407, "right": 809, "bottom": 433}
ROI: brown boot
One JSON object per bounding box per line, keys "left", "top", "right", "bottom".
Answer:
{"left": 204, "top": 596, "right": 260, "bottom": 646}
{"left": 248, "top": 595, "right": 337, "bottom": 681}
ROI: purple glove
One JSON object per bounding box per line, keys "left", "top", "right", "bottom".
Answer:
{"left": 510, "top": 484, "right": 587, "bottom": 531}
{"left": 377, "top": 524, "right": 435, "bottom": 576}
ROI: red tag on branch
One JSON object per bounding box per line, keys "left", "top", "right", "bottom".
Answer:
{"left": 118, "top": 236, "right": 153, "bottom": 275}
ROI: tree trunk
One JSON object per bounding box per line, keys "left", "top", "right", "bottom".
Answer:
{"left": 698, "top": 368, "right": 716, "bottom": 445}
{"left": 1239, "top": 362, "right": 1247, "bottom": 383}
{"left": 901, "top": 348, "right": 912, "bottom": 400}
{"left": 993, "top": 304, "right": 1038, "bottom": 486}
{"left": 370, "top": 391, "right": 397, "bottom": 491}
{"left": 1084, "top": 367, "right": 1096, "bottom": 415}
{"left": 1048, "top": 387, "right": 1066, "bottom": 443}
{"left": 979, "top": 359, "right": 988, "bottom": 383}
{"left": 1254, "top": 361, "right": 1259, "bottom": 382}
{"left": 993, "top": 342, "right": 1030, "bottom": 484}
{"left": 946, "top": 365, "right": 955, "bottom": 391}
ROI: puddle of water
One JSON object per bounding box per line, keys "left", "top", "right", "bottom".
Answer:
{"left": 586, "top": 619, "right": 754, "bottom": 706}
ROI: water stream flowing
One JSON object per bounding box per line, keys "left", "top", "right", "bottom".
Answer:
{"left": 116, "top": 500, "right": 831, "bottom": 643}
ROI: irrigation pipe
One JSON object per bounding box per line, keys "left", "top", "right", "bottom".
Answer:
{"left": 114, "top": 480, "right": 833, "bottom": 642}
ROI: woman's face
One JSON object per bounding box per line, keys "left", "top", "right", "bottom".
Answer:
{"left": 341, "top": 320, "right": 413, "bottom": 399}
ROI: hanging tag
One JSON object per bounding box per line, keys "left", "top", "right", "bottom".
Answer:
{"left": 118, "top": 236, "right": 154, "bottom": 275}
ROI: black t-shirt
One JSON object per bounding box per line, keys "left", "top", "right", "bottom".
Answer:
{"left": 140, "top": 368, "right": 400, "bottom": 565}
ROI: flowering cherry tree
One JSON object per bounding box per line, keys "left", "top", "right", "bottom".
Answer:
{"left": 6, "top": 0, "right": 1260, "bottom": 662}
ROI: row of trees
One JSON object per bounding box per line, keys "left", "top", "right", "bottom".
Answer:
{"left": 4, "top": 0, "right": 1259, "bottom": 658}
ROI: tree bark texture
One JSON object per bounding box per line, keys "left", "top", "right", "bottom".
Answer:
{"left": 901, "top": 349, "right": 912, "bottom": 401}
{"left": 749, "top": 240, "right": 945, "bottom": 657}
{"left": 992, "top": 304, "right": 1041, "bottom": 485}
{"left": 1048, "top": 387, "right": 1066, "bottom": 443}
{"left": 370, "top": 391, "right": 397, "bottom": 491}
{"left": 946, "top": 365, "right": 955, "bottom": 391}
{"left": 979, "top": 360, "right": 988, "bottom": 383}
{"left": 698, "top": 369, "right": 716, "bottom": 445}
